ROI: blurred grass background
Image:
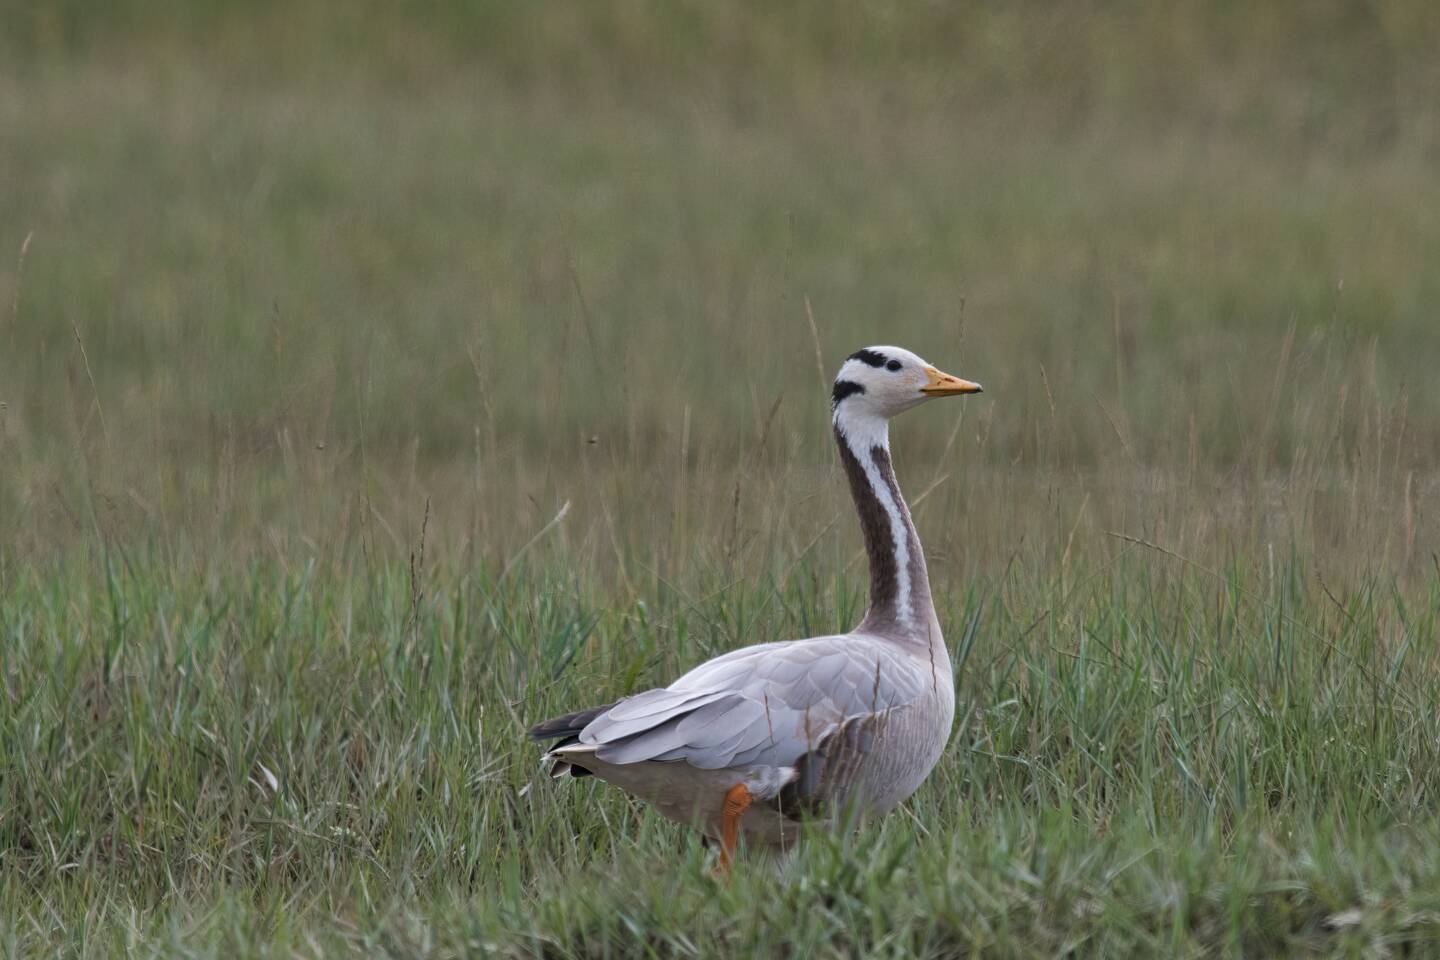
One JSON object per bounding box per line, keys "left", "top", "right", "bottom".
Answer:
{"left": 3, "top": 0, "right": 1439, "bottom": 571}
{"left": 3, "top": 2, "right": 1440, "bottom": 955}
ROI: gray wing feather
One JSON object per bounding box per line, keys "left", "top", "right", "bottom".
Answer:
{"left": 576, "top": 636, "right": 932, "bottom": 772}
{"left": 676, "top": 697, "right": 767, "bottom": 744}
{"left": 602, "top": 687, "right": 727, "bottom": 722}
{"left": 582, "top": 690, "right": 731, "bottom": 742}
{"left": 595, "top": 696, "right": 761, "bottom": 765}
{"left": 593, "top": 699, "right": 737, "bottom": 765}
{"left": 647, "top": 699, "right": 780, "bottom": 767}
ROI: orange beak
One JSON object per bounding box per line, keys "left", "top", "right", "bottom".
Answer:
{"left": 920, "top": 366, "right": 984, "bottom": 396}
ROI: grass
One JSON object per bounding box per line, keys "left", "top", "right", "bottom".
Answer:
{"left": 3, "top": 3, "right": 1440, "bottom": 955}
{"left": 7, "top": 550, "right": 1440, "bottom": 955}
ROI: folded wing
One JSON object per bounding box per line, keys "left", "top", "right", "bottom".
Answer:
{"left": 574, "top": 636, "right": 930, "bottom": 772}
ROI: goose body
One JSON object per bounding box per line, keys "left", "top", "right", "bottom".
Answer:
{"left": 530, "top": 346, "right": 983, "bottom": 856}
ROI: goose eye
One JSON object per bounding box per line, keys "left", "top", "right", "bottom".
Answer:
{"left": 885, "top": 359, "right": 902, "bottom": 371}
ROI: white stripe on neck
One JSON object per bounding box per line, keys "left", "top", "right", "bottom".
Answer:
{"left": 833, "top": 408, "right": 914, "bottom": 632}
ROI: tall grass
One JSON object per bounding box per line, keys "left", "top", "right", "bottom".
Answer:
{"left": 5, "top": 548, "right": 1440, "bottom": 954}
{"left": 2, "top": 2, "right": 1439, "bottom": 955}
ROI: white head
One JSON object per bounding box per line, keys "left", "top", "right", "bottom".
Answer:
{"left": 831, "top": 346, "right": 982, "bottom": 441}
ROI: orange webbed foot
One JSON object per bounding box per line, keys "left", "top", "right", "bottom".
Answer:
{"left": 714, "top": 782, "right": 752, "bottom": 875}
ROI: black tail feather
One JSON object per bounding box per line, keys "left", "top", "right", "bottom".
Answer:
{"left": 530, "top": 703, "right": 615, "bottom": 780}
{"left": 527, "top": 702, "right": 616, "bottom": 747}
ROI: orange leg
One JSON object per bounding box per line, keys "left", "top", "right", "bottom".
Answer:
{"left": 716, "top": 783, "right": 752, "bottom": 873}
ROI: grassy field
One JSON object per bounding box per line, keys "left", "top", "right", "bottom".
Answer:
{"left": 4, "top": 3, "right": 1440, "bottom": 955}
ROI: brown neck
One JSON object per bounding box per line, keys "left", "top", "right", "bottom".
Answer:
{"left": 833, "top": 421, "right": 932, "bottom": 637}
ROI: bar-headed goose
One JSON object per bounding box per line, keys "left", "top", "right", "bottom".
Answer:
{"left": 530, "top": 346, "right": 983, "bottom": 865}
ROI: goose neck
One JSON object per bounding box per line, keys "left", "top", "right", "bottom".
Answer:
{"left": 832, "top": 413, "right": 935, "bottom": 640}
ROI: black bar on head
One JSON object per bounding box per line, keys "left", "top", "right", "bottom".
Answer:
{"left": 831, "top": 380, "right": 866, "bottom": 408}
{"left": 847, "top": 349, "right": 888, "bottom": 368}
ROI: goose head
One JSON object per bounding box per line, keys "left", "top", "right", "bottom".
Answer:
{"left": 831, "top": 346, "right": 982, "bottom": 423}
